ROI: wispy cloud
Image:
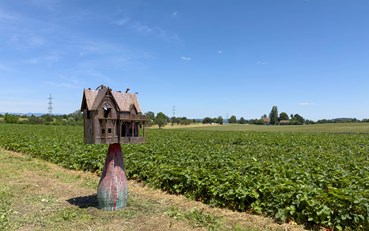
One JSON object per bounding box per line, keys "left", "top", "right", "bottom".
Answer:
{"left": 172, "top": 11, "right": 178, "bottom": 17}
{"left": 257, "top": 60, "right": 269, "bottom": 65}
{"left": 298, "top": 102, "right": 315, "bottom": 106}
{"left": 180, "top": 56, "right": 191, "bottom": 61}
{"left": 133, "top": 23, "right": 153, "bottom": 34}
{"left": 79, "top": 42, "right": 106, "bottom": 56}
{"left": 218, "top": 50, "right": 223, "bottom": 54}
{"left": 156, "top": 27, "right": 180, "bottom": 41}
{"left": 28, "top": 35, "right": 46, "bottom": 46}
{"left": 114, "top": 17, "right": 130, "bottom": 26}
{"left": 113, "top": 17, "right": 180, "bottom": 42}
{"left": 0, "top": 8, "right": 58, "bottom": 50}
{"left": 45, "top": 81, "right": 80, "bottom": 89}
{"left": 24, "top": 54, "right": 59, "bottom": 65}
{"left": 113, "top": 18, "right": 152, "bottom": 34}
{"left": 0, "top": 7, "right": 18, "bottom": 21}
{"left": 28, "top": 0, "right": 61, "bottom": 12}
{"left": 45, "top": 75, "right": 83, "bottom": 89}
{"left": 0, "top": 64, "right": 13, "bottom": 72}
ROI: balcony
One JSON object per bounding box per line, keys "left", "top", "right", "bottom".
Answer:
{"left": 119, "top": 114, "right": 147, "bottom": 121}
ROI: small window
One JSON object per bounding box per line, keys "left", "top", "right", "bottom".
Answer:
{"left": 102, "top": 129, "right": 105, "bottom": 135}
{"left": 103, "top": 107, "right": 111, "bottom": 118}
{"left": 108, "top": 128, "right": 112, "bottom": 133}
{"left": 130, "top": 106, "right": 137, "bottom": 115}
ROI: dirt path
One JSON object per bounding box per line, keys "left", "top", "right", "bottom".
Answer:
{"left": 0, "top": 149, "right": 308, "bottom": 231}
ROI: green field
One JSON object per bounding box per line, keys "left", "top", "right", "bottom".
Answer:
{"left": 1, "top": 123, "right": 369, "bottom": 230}
{"left": 185, "top": 123, "right": 369, "bottom": 133}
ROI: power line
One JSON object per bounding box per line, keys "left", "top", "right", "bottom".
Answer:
{"left": 48, "top": 93, "right": 53, "bottom": 115}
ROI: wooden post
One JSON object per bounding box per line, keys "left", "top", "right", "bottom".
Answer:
{"left": 131, "top": 122, "right": 134, "bottom": 137}
{"left": 97, "top": 143, "right": 128, "bottom": 211}
{"left": 143, "top": 122, "right": 145, "bottom": 137}
{"left": 105, "top": 120, "right": 107, "bottom": 143}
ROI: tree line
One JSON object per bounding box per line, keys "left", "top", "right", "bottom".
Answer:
{"left": 1, "top": 107, "right": 368, "bottom": 128}
{"left": 223, "top": 106, "right": 369, "bottom": 126}
{"left": 144, "top": 111, "right": 199, "bottom": 129}
{"left": 0, "top": 111, "right": 83, "bottom": 126}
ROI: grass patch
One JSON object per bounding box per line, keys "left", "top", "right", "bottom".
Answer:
{"left": 0, "top": 189, "right": 13, "bottom": 230}
{"left": 165, "top": 206, "right": 223, "bottom": 230}
{"left": 79, "top": 175, "right": 99, "bottom": 189}
{"left": 51, "top": 207, "right": 93, "bottom": 223}
{"left": 53, "top": 172, "right": 82, "bottom": 184}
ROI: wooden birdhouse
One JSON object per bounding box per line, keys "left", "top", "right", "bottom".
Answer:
{"left": 81, "top": 85, "right": 146, "bottom": 144}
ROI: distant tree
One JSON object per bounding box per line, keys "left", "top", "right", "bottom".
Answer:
{"left": 290, "top": 114, "right": 305, "bottom": 125}
{"left": 238, "top": 117, "right": 246, "bottom": 124}
{"left": 155, "top": 112, "right": 168, "bottom": 129}
{"left": 269, "top": 106, "right": 279, "bottom": 125}
{"left": 305, "top": 119, "right": 315, "bottom": 125}
{"left": 255, "top": 117, "right": 265, "bottom": 125}
{"left": 202, "top": 117, "right": 213, "bottom": 124}
{"left": 229, "top": 115, "right": 237, "bottom": 124}
{"left": 173, "top": 116, "right": 190, "bottom": 125}
{"left": 54, "top": 118, "right": 65, "bottom": 126}
{"left": 316, "top": 119, "right": 332, "bottom": 124}
{"left": 4, "top": 113, "right": 19, "bottom": 124}
{"left": 170, "top": 116, "right": 179, "bottom": 126}
{"left": 145, "top": 111, "right": 155, "bottom": 127}
{"left": 41, "top": 114, "right": 54, "bottom": 123}
{"left": 62, "top": 110, "right": 82, "bottom": 126}
{"left": 28, "top": 115, "right": 44, "bottom": 124}
{"left": 294, "top": 114, "right": 305, "bottom": 124}
{"left": 68, "top": 110, "right": 83, "bottom": 122}
{"left": 66, "top": 117, "right": 77, "bottom": 126}
{"left": 334, "top": 118, "right": 358, "bottom": 123}
{"left": 216, "top": 116, "right": 224, "bottom": 125}
{"left": 145, "top": 111, "right": 155, "bottom": 119}
{"left": 279, "top": 112, "right": 289, "bottom": 121}
{"left": 180, "top": 118, "right": 192, "bottom": 126}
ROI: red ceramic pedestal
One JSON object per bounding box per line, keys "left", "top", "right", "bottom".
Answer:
{"left": 97, "top": 143, "right": 128, "bottom": 211}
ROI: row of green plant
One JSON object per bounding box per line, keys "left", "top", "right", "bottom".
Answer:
{"left": 0, "top": 111, "right": 83, "bottom": 126}
{"left": 0, "top": 124, "right": 369, "bottom": 230}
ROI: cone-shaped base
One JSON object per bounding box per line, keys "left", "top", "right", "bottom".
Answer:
{"left": 97, "top": 143, "right": 128, "bottom": 211}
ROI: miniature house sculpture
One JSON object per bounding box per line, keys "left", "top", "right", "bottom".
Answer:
{"left": 81, "top": 85, "right": 146, "bottom": 144}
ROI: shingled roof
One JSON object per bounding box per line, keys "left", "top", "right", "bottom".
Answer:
{"left": 81, "top": 86, "right": 142, "bottom": 113}
{"left": 112, "top": 91, "right": 141, "bottom": 112}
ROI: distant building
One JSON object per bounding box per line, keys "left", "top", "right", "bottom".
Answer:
{"left": 279, "top": 120, "right": 290, "bottom": 125}
{"left": 263, "top": 117, "right": 270, "bottom": 125}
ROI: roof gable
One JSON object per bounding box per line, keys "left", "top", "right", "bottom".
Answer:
{"left": 81, "top": 89, "right": 98, "bottom": 111}
{"left": 81, "top": 86, "right": 141, "bottom": 113}
{"left": 91, "top": 87, "right": 109, "bottom": 110}
{"left": 112, "top": 91, "right": 141, "bottom": 113}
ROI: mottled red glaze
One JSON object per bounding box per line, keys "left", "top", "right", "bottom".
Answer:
{"left": 97, "top": 143, "right": 128, "bottom": 210}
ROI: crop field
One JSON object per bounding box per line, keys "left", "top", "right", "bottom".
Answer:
{"left": 1, "top": 123, "right": 369, "bottom": 230}
{"left": 186, "top": 123, "right": 369, "bottom": 133}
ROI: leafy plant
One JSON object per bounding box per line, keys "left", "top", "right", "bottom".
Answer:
{"left": 1, "top": 124, "right": 369, "bottom": 230}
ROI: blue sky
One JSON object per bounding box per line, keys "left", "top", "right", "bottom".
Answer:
{"left": 0, "top": 0, "right": 369, "bottom": 120}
